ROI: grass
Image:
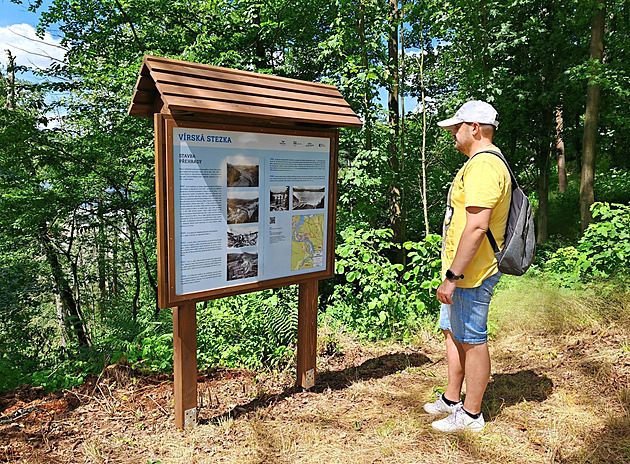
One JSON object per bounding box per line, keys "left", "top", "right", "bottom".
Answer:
{"left": 3, "top": 274, "right": 630, "bottom": 463}
{"left": 489, "top": 273, "right": 605, "bottom": 335}
{"left": 156, "top": 275, "right": 628, "bottom": 463}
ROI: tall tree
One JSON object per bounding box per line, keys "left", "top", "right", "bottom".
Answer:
{"left": 555, "top": 103, "right": 568, "bottom": 193}
{"left": 387, "top": 0, "right": 406, "bottom": 263}
{"left": 580, "top": 0, "right": 606, "bottom": 232}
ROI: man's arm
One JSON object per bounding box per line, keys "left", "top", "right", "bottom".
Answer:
{"left": 437, "top": 206, "right": 493, "bottom": 305}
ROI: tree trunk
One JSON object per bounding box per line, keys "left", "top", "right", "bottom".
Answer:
{"left": 97, "top": 199, "right": 107, "bottom": 319}
{"left": 252, "top": 6, "right": 267, "bottom": 70}
{"left": 40, "top": 226, "right": 90, "bottom": 347}
{"left": 5, "top": 50, "right": 15, "bottom": 109}
{"left": 555, "top": 104, "right": 568, "bottom": 193}
{"left": 536, "top": 109, "right": 554, "bottom": 244}
{"left": 536, "top": 149, "right": 550, "bottom": 244}
{"left": 124, "top": 211, "right": 141, "bottom": 322}
{"left": 123, "top": 211, "right": 160, "bottom": 317}
{"left": 417, "top": 24, "right": 429, "bottom": 237}
{"left": 479, "top": 0, "right": 489, "bottom": 87}
{"left": 112, "top": 233, "right": 119, "bottom": 296}
{"left": 357, "top": 2, "right": 372, "bottom": 152}
{"left": 399, "top": 0, "right": 407, "bottom": 242}
{"left": 508, "top": 132, "right": 517, "bottom": 162}
{"left": 580, "top": 0, "right": 605, "bottom": 233}
{"left": 55, "top": 292, "right": 68, "bottom": 350}
{"left": 387, "top": 0, "right": 405, "bottom": 264}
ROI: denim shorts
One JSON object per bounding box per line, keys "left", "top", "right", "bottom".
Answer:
{"left": 439, "top": 272, "right": 501, "bottom": 344}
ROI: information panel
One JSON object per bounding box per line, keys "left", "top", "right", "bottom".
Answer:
{"left": 170, "top": 126, "right": 331, "bottom": 296}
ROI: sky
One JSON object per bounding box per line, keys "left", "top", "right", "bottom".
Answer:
{"left": 0, "top": 0, "right": 64, "bottom": 76}
{"left": 0, "top": 0, "right": 420, "bottom": 112}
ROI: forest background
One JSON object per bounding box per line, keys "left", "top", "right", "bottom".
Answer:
{"left": 1, "top": 0, "right": 629, "bottom": 392}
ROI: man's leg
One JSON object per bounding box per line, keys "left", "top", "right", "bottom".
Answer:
{"left": 431, "top": 274, "right": 499, "bottom": 432}
{"left": 443, "top": 329, "right": 466, "bottom": 402}
{"left": 461, "top": 341, "right": 490, "bottom": 414}
{"left": 430, "top": 339, "right": 489, "bottom": 433}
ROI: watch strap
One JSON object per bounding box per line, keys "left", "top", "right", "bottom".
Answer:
{"left": 446, "top": 269, "right": 464, "bottom": 280}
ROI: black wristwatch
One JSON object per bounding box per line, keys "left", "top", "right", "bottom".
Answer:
{"left": 446, "top": 269, "right": 464, "bottom": 281}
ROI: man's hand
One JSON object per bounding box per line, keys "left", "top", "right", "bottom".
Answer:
{"left": 437, "top": 278, "right": 458, "bottom": 305}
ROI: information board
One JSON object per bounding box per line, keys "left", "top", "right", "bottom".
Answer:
{"left": 165, "top": 122, "right": 334, "bottom": 299}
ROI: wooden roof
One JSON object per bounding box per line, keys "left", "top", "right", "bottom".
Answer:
{"left": 128, "top": 55, "right": 362, "bottom": 127}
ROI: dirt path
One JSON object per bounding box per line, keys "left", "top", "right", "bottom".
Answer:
{"left": 1, "top": 322, "right": 629, "bottom": 463}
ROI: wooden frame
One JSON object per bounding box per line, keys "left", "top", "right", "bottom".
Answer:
{"left": 155, "top": 116, "right": 339, "bottom": 308}
{"left": 132, "top": 56, "right": 360, "bottom": 429}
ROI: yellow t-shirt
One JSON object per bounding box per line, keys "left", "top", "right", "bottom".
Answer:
{"left": 441, "top": 146, "right": 512, "bottom": 288}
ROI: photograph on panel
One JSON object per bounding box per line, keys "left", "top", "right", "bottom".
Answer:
{"left": 227, "top": 225, "right": 259, "bottom": 248}
{"left": 227, "top": 190, "right": 259, "bottom": 224}
{"left": 227, "top": 252, "right": 258, "bottom": 281}
{"left": 226, "top": 157, "right": 259, "bottom": 187}
{"left": 292, "top": 186, "right": 325, "bottom": 210}
{"left": 269, "top": 186, "right": 290, "bottom": 211}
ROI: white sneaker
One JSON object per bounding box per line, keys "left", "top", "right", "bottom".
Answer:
{"left": 423, "top": 393, "right": 462, "bottom": 415}
{"left": 431, "top": 405, "right": 485, "bottom": 433}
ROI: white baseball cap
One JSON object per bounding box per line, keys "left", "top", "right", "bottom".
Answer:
{"left": 437, "top": 100, "right": 499, "bottom": 128}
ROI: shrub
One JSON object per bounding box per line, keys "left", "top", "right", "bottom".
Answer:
{"left": 545, "top": 202, "right": 630, "bottom": 282}
{"left": 326, "top": 227, "right": 441, "bottom": 340}
{"left": 196, "top": 287, "right": 298, "bottom": 371}
{"left": 577, "top": 202, "right": 630, "bottom": 277}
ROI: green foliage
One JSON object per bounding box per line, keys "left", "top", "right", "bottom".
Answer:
{"left": 0, "top": 343, "right": 106, "bottom": 392}
{"left": 196, "top": 287, "right": 298, "bottom": 371}
{"left": 260, "top": 290, "right": 298, "bottom": 348}
{"left": 595, "top": 168, "right": 630, "bottom": 204}
{"left": 107, "top": 288, "right": 299, "bottom": 376}
{"left": 118, "top": 330, "right": 174, "bottom": 372}
{"left": 327, "top": 227, "right": 441, "bottom": 341}
{"left": 2, "top": 0, "right": 630, "bottom": 393}
{"left": 542, "top": 165, "right": 630, "bottom": 242}
{"left": 577, "top": 202, "right": 630, "bottom": 277}
{"left": 0, "top": 287, "right": 301, "bottom": 391}
{"left": 25, "top": 352, "right": 96, "bottom": 391}
{"left": 545, "top": 202, "right": 630, "bottom": 284}
{"left": 541, "top": 246, "right": 587, "bottom": 287}
{"left": 402, "top": 236, "right": 445, "bottom": 306}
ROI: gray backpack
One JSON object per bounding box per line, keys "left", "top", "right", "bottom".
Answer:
{"left": 474, "top": 150, "right": 536, "bottom": 276}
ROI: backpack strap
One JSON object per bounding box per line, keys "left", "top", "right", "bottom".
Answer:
{"left": 470, "top": 149, "right": 517, "bottom": 253}
{"left": 486, "top": 226, "right": 500, "bottom": 253}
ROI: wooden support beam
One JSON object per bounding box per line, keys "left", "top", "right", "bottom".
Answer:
{"left": 173, "top": 301, "right": 198, "bottom": 429}
{"left": 297, "top": 280, "right": 318, "bottom": 390}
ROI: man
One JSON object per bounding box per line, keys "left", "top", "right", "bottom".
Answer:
{"left": 425, "top": 100, "right": 511, "bottom": 433}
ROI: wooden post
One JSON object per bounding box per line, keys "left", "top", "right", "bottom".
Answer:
{"left": 173, "top": 301, "right": 198, "bottom": 429}
{"left": 297, "top": 279, "right": 318, "bottom": 390}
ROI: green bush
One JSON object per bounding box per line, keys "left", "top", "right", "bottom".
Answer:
{"left": 545, "top": 202, "right": 630, "bottom": 282}
{"left": 116, "top": 328, "right": 174, "bottom": 372}
{"left": 595, "top": 168, "right": 630, "bottom": 204}
{"left": 196, "top": 287, "right": 298, "bottom": 371}
{"left": 577, "top": 202, "right": 630, "bottom": 277}
{"left": 326, "top": 227, "right": 441, "bottom": 340}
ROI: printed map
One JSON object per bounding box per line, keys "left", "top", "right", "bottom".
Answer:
{"left": 291, "top": 214, "right": 324, "bottom": 270}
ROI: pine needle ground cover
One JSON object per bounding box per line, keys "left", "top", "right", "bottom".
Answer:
{"left": 1, "top": 275, "right": 629, "bottom": 464}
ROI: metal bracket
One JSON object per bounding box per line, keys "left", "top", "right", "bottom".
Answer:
{"left": 184, "top": 407, "right": 197, "bottom": 429}
{"left": 304, "top": 368, "right": 315, "bottom": 390}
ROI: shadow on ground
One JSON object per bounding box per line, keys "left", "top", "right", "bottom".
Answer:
{"left": 201, "top": 351, "right": 432, "bottom": 425}
{"left": 483, "top": 369, "right": 554, "bottom": 420}
{"left": 314, "top": 352, "right": 432, "bottom": 392}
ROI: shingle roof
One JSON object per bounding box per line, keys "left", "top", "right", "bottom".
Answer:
{"left": 128, "top": 55, "right": 361, "bottom": 127}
